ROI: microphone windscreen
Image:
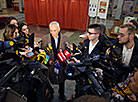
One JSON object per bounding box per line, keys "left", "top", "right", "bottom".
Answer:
{"left": 57, "top": 51, "right": 67, "bottom": 62}
{"left": 64, "top": 50, "right": 71, "bottom": 58}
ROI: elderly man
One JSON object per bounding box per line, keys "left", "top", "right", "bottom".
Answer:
{"left": 41, "top": 21, "right": 68, "bottom": 101}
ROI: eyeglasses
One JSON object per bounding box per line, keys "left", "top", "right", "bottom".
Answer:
{"left": 87, "top": 30, "right": 97, "bottom": 35}
{"left": 117, "top": 33, "right": 130, "bottom": 37}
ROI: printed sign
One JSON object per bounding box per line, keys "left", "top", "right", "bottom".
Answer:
{"left": 98, "top": 0, "right": 109, "bottom": 19}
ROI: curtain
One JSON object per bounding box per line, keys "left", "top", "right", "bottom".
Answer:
{"left": 24, "top": 0, "right": 89, "bottom": 31}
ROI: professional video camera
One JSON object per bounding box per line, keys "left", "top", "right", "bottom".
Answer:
{"left": 0, "top": 35, "right": 54, "bottom": 102}
{"left": 99, "top": 34, "right": 122, "bottom": 62}
{"left": 0, "top": 58, "right": 53, "bottom": 102}
{"left": 56, "top": 45, "right": 109, "bottom": 99}
{"left": 63, "top": 42, "right": 132, "bottom": 102}
{"left": 65, "top": 57, "right": 111, "bottom": 101}
{"left": 0, "top": 37, "right": 29, "bottom": 77}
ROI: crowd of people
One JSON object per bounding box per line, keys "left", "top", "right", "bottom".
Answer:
{"left": 1, "top": 16, "right": 138, "bottom": 102}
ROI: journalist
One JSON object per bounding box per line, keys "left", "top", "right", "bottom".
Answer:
{"left": 19, "top": 22, "right": 31, "bottom": 38}
{"left": 41, "top": 21, "right": 68, "bottom": 101}
{"left": 5, "top": 16, "right": 19, "bottom": 27}
{"left": 3, "top": 24, "right": 20, "bottom": 41}
{"left": 112, "top": 24, "right": 138, "bottom": 68}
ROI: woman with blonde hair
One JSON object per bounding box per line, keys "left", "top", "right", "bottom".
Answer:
{"left": 3, "top": 24, "right": 19, "bottom": 41}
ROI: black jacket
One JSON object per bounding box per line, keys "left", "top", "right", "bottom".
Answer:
{"left": 83, "top": 38, "right": 107, "bottom": 58}
{"left": 112, "top": 37, "right": 138, "bottom": 66}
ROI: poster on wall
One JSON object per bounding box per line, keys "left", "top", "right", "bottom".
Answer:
{"left": 89, "top": 0, "right": 98, "bottom": 17}
{"left": 134, "top": 1, "right": 138, "bottom": 17}
{"left": 122, "top": 1, "right": 134, "bottom": 17}
{"left": 112, "top": 0, "right": 118, "bottom": 17}
{"left": 124, "top": 17, "right": 137, "bottom": 24}
{"left": 97, "top": 0, "right": 109, "bottom": 19}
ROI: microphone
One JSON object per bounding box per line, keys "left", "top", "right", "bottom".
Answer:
{"left": 64, "top": 50, "right": 72, "bottom": 59}
{"left": 65, "top": 42, "right": 70, "bottom": 47}
{"left": 44, "top": 43, "right": 52, "bottom": 54}
{"left": 36, "top": 52, "right": 46, "bottom": 63}
{"left": 57, "top": 49, "right": 67, "bottom": 62}
{"left": 54, "top": 62, "right": 60, "bottom": 75}
{"left": 0, "top": 41, "right": 14, "bottom": 52}
{"left": 44, "top": 55, "right": 50, "bottom": 64}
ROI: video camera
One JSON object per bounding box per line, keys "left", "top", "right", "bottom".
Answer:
{"left": 0, "top": 33, "right": 34, "bottom": 52}
{"left": 99, "top": 34, "right": 122, "bottom": 62}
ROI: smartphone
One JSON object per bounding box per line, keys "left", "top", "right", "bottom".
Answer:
{"left": 25, "top": 52, "right": 34, "bottom": 58}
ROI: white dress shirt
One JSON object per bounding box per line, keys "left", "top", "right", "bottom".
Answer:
{"left": 122, "top": 45, "right": 134, "bottom": 65}
{"left": 88, "top": 40, "right": 99, "bottom": 54}
{"left": 54, "top": 36, "right": 59, "bottom": 48}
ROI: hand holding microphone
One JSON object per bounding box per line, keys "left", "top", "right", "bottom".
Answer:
{"left": 65, "top": 42, "right": 73, "bottom": 51}
{"left": 34, "top": 39, "right": 42, "bottom": 48}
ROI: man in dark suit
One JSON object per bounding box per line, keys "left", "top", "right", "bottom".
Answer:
{"left": 83, "top": 24, "right": 105, "bottom": 58}
{"left": 41, "top": 21, "right": 68, "bottom": 101}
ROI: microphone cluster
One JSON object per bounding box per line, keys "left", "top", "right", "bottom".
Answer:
{"left": 57, "top": 49, "right": 72, "bottom": 62}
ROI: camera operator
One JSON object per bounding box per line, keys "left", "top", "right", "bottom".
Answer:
{"left": 109, "top": 24, "right": 138, "bottom": 100}
{"left": 41, "top": 21, "right": 69, "bottom": 101}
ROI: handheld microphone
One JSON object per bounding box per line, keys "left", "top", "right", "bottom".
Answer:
{"left": 64, "top": 50, "right": 72, "bottom": 59}
{"left": 54, "top": 62, "right": 60, "bottom": 75}
{"left": 44, "top": 43, "right": 52, "bottom": 54}
{"left": 36, "top": 52, "right": 46, "bottom": 63}
{"left": 44, "top": 55, "right": 50, "bottom": 64}
{"left": 65, "top": 42, "right": 71, "bottom": 48}
{"left": 57, "top": 49, "right": 67, "bottom": 62}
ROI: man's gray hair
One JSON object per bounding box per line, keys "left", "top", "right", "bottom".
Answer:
{"left": 49, "top": 21, "right": 60, "bottom": 28}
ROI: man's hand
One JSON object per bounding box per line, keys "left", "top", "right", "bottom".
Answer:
{"left": 49, "top": 60, "right": 54, "bottom": 65}
{"left": 127, "top": 94, "right": 137, "bottom": 101}
{"left": 34, "top": 39, "right": 42, "bottom": 48}
{"left": 55, "top": 60, "right": 60, "bottom": 65}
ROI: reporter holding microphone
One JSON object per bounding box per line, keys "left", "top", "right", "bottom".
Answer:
{"left": 41, "top": 21, "right": 69, "bottom": 101}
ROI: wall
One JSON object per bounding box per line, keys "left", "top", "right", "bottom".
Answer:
{"left": 0, "top": 1, "right": 2, "bottom": 11}
{"left": 19, "top": 0, "right": 24, "bottom": 12}
{"left": 115, "top": 0, "right": 124, "bottom": 19}
{"left": 1, "top": 0, "right": 7, "bottom": 8}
